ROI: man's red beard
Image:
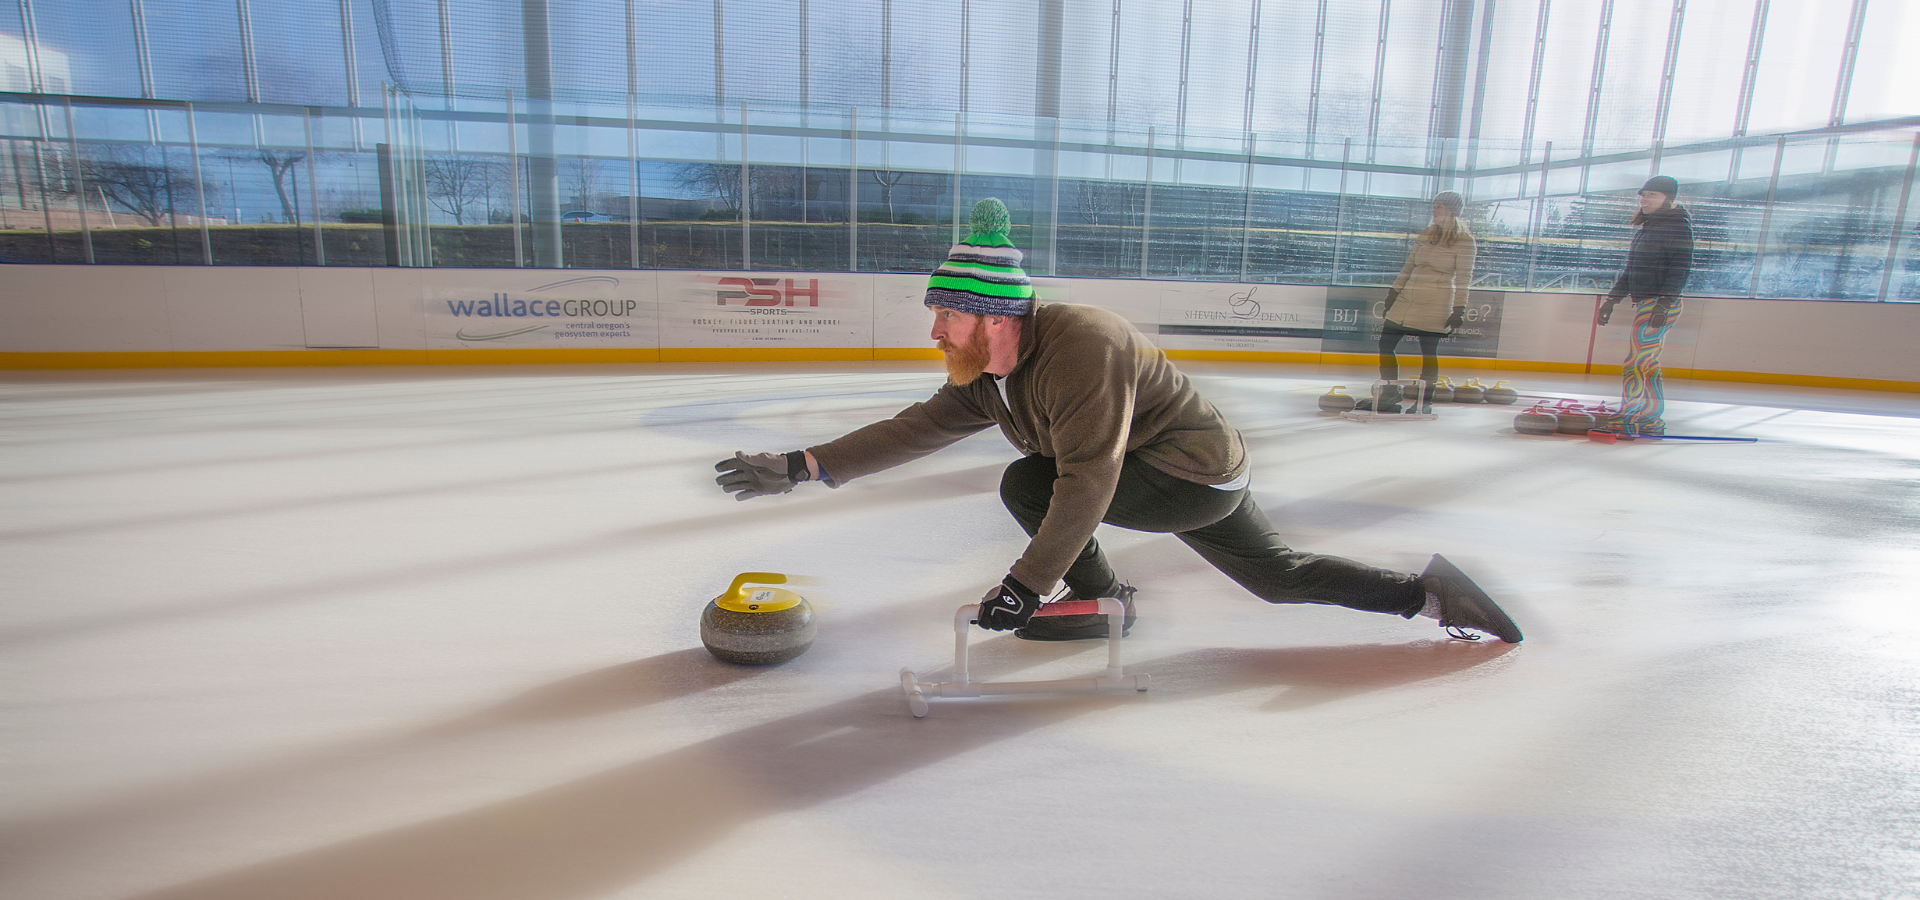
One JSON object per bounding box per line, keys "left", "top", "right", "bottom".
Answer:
{"left": 937, "top": 317, "right": 992, "bottom": 385}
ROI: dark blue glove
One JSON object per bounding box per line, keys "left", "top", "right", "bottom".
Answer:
{"left": 1445, "top": 307, "right": 1465, "bottom": 330}
{"left": 1382, "top": 288, "right": 1401, "bottom": 313}
{"left": 975, "top": 576, "right": 1041, "bottom": 631}
{"left": 1597, "top": 298, "right": 1620, "bottom": 326}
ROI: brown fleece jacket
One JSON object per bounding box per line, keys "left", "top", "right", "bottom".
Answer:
{"left": 807, "top": 303, "right": 1248, "bottom": 593}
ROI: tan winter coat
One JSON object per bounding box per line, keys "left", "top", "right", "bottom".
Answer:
{"left": 807, "top": 303, "right": 1248, "bottom": 593}
{"left": 1386, "top": 229, "right": 1477, "bottom": 333}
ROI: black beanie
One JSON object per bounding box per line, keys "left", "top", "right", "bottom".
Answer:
{"left": 1641, "top": 175, "right": 1679, "bottom": 197}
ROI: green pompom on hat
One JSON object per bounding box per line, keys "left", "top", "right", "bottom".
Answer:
{"left": 924, "top": 198, "right": 1034, "bottom": 317}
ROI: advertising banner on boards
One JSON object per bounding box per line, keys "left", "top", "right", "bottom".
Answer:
{"left": 1320, "top": 286, "right": 1506, "bottom": 358}
{"left": 1151, "top": 282, "right": 1331, "bottom": 352}
{"left": 422, "top": 272, "right": 656, "bottom": 349}
{"left": 657, "top": 272, "right": 872, "bottom": 349}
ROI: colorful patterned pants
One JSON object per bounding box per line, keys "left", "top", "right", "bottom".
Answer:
{"left": 1621, "top": 297, "right": 1680, "bottom": 430}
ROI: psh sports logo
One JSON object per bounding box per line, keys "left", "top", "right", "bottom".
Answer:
{"left": 716, "top": 277, "right": 821, "bottom": 307}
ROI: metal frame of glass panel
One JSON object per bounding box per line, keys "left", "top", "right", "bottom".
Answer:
{"left": 0, "top": 0, "right": 1914, "bottom": 300}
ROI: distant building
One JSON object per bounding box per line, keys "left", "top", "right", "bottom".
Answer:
{"left": 1, "top": 31, "right": 73, "bottom": 94}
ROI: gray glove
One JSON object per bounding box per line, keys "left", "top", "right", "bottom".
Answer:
{"left": 1597, "top": 298, "right": 1620, "bottom": 326}
{"left": 714, "top": 450, "right": 809, "bottom": 501}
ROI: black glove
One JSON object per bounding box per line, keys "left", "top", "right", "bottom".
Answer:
{"left": 714, "top": 450, "right": 809, "bottom": 501}
{"left": 1444, "top": 307, "right": 1465, "bottom": 330}
{"left": 1382, "top": 288, "right": 1400, "bottom": 312}
{"left": 1597, "top": 298, "right": 1620, "bottom": 326}
{"left": 974, "top": 576, "right": 1041, "bottom": 631}
{"left": 1647, "top": 297, "right": 1676, "bottom": 329}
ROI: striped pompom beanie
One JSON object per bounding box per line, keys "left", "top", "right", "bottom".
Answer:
{"left": 924, "top": 198, "right": 1035, "bottom": 317}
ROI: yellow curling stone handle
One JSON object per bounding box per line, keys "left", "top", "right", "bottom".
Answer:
{"left": 714, "top": 572, "right": 804, "bottom": 613}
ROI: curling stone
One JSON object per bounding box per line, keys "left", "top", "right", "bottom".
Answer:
{"left": 1317, "top": 386, "right": 1357, "bottom": 413}
{"left": 700, "top": 572, "right": 816, "bottom": 665}
{"left": 1428, "top": 376, "right": 1454, "bottom": 403}
{"left": 1514, "top": 403, "right": 1559, "bottom": 435}
{"left": 1484, "top": 380, "right": 1519, "bottom": 405}
{"left": 1452, "top": 378, "right": 1485, "bottom": 403}
{"left": 1554, "top": 404, "right": 1597, "bottom": 435}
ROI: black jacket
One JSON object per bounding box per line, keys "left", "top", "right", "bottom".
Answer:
{"left": 1608, "top": 206, "right": 1693, "bottom": 301}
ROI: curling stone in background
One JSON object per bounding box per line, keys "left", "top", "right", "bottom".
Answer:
{"left": 1317, "top": 386, "right": 1357, "bottom": 413}
{"left": 1484, "top": 380, "right": 1519, "bottom": 404}
{"left": 1554, "top": 403, "right": 1597, "bottom": 435}
{"left": 1514, "top": 403, "right": 1559, "bottom": 435}
{"left": 701, "top": 572, "right": 816, "bottom": 665}
{"left": 1428, "top": 376, "right": 1455, "bottom": 403}
{"left": 1452, "top": 378, "right": 1486, "bottom": 403}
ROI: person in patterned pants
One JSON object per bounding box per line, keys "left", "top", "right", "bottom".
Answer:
{"left": 1597, "top": 176, "right": 1693, "bottom": 436}
{"left": 1621, "top": 295, "right": 1681, "bottom": 431}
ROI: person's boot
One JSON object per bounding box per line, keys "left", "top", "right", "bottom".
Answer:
{"left": 1417, "top": 554, "right": 1523, "bottom": 643}
{"left": 1015, "top": 582, "right": 1137, "bottom": 641}
{"left": 1353, "top": 384, "right": 1402, "bottom": 414}
{"left": 1599, "top": 414, "right": 1665, "bottom": 437}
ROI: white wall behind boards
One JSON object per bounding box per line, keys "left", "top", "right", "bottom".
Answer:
{"left": 2, "top": 265, "right": 1915, "bottom": 386}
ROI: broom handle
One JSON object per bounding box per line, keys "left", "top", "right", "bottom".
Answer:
{"left": 1584, "top": 295, "right": 1602, "bottom": 375}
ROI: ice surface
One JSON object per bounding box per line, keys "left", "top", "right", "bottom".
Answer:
{"left": 1, "top": 363, "right": 1915, "bottom": 900}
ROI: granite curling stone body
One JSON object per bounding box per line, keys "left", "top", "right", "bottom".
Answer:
{"left": 1317, "top": 386, "right": 1357, "bottom": 413}
{"left": 701, "top": 572, "right": 816, "bottom": 665}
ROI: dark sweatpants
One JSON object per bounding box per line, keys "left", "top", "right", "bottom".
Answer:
{"left": 999, "top": 454, "right": 1426, "bottom": 617}
{"left": 1379, "top": 319, "right": 1446, "bottom": 388}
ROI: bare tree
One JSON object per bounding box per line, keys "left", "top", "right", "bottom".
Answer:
{"left": 1074, "top": 180, "right": 1140, "bottom": 227}
{"left": 84, "top": 145, "right": 192, "bottom": 227}
{"left": 673, "top": 162, "right": 743, "bottom": 216}
{"left": 565, "top": 158, "right": 602, "bottom": 211}
{"left": 425, "top": 155, "right": 503, "bottom": 225}
{"left": 868, "top": 169, "right": 907, "bottom": 223}
{"left": 672, "top": 163, "right": 799, "bottom": 219}
{"left": 255, "top": 150, "right": 307, "bottom": 224}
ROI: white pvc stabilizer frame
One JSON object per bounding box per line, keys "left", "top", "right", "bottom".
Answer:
{"left": 899, "top": 599, "right": 1151, "bottom": 718}
{"left": 1340, "top": 378, "right": 1438, "bottom": 423}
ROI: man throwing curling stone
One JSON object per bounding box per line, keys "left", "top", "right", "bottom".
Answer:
{"left": 715, "top": 199, "right": 1521, "bottom": 644}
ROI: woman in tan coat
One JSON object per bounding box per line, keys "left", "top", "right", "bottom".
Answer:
{"left": 1357, "top": 191, "right": 1475, "bottom": 412}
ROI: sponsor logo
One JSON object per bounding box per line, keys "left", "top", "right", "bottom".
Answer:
{"left": 1228, "top": 287, "right": 1261, "bottom": 319}
{"left": 1179, "top": 287, "right": 1308, "bottom": 325}
{"left": 1161, "top": 286, "right": 1321, "bottom": 339}
{"left": 442, "top": 276, "right": 636, "bottom": 320}
{"left": 455, "top": 324, "right": 549, "bottom": 341}
{"left": 716, "top": 277, "right": 821, "bottom": 307}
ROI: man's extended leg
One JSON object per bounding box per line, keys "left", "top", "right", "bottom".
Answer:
{"left": 1001, "top": 455, "right": 1516, "bottom": 640}
{"left": 1179, "top": 492, "right": 1521, "bottom": 641}
{"left": 1174, "top": 491, "right": 1427, "bottom": 616}
{"left": 1001, "top": 454, "right": 1424, "bottom": 618}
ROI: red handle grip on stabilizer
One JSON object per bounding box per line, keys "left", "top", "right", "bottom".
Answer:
{"left": 1031, "top": 599, "right": 1103, "bottom": 617}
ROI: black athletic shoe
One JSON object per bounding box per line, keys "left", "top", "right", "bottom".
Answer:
{"left": 1015, "top": 583, "right": 1137, "bottom": 641}
{"left": 1352, "top": 399, "right": 1404, "bottom": 414}
{"left": 1418, "top": 554, "right": 1523, "bottom": 643}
